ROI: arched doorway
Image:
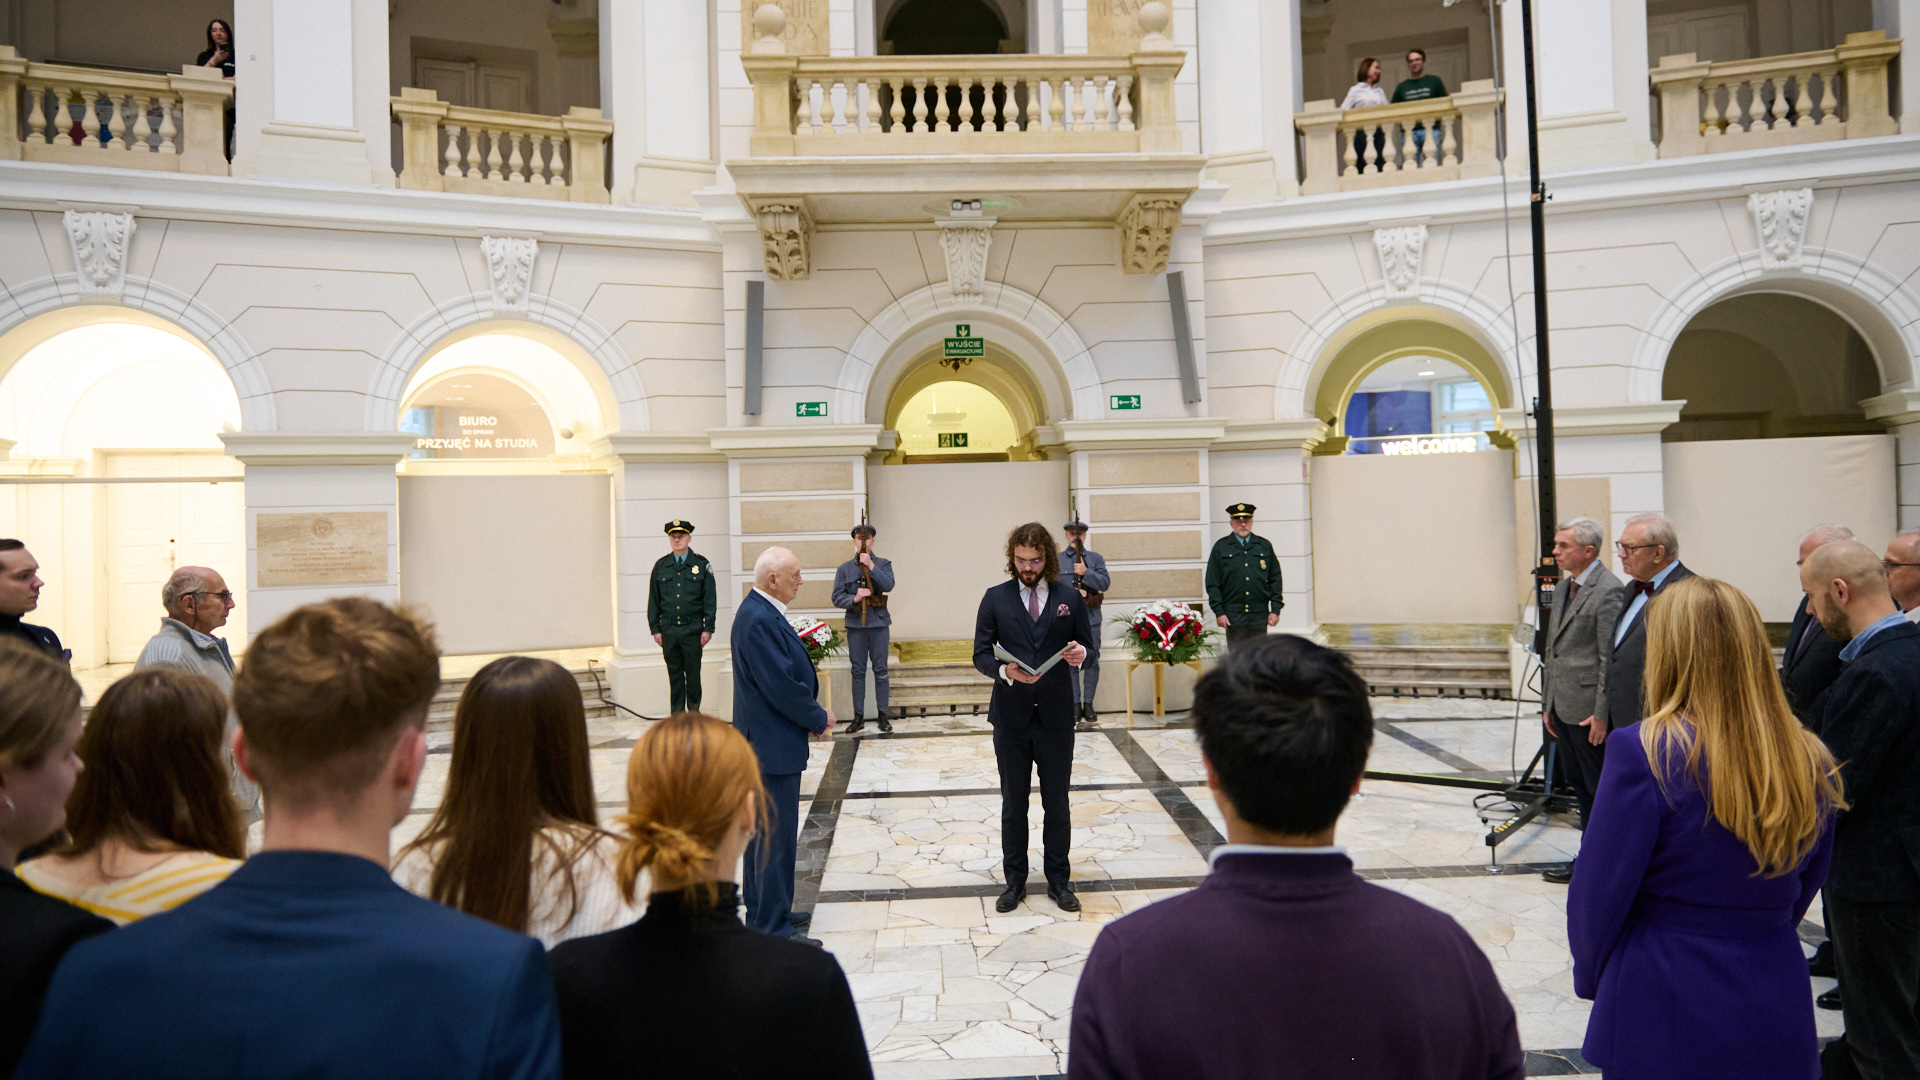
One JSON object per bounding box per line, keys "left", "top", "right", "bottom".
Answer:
{"left": 0, "top": 316, "right": 244, "bottom": 668}
{"left": 1659, "top": 292, "right": 1897, "bottom": 617}
{"left": 880, "top": 0, "right": 1023, "bottom": 54}
{"left": 393, "top": 330, "right": 615, "bottom": 655}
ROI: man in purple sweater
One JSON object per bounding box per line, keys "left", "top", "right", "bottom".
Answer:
{"left": 1067, "top": 636, "right": 1524, "bottom": 1080}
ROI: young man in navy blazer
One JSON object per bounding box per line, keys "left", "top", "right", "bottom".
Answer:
{"left": 15, "top": 598, "right": 561, "bottom": 1080}
{"left": 732, "top": 545, "right": 834, "bottom": 943}
{"left": 973, "top": 522, "right": 1091, "bottom": 914}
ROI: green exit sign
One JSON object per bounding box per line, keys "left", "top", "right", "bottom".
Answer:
{"left": 944, "top": 337, "right": 983, "bottom": 358}
{"left": 938, "top": 432, "right": 969, "bottom": 448}
{"left": 1110, "top": 394, "right": 1142, "bottom": 410}
{"left": 795, "top": 401, "right": 828, "bottom": 417}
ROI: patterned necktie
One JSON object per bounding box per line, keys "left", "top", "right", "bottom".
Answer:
{"left": 1027, "top": 586, "right": 1041, "bottom": 621}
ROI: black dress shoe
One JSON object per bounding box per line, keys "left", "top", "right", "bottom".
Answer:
{"left": 792, "top": 934, "right": 825, "bottom": 949}
{"left": 1541, "top": 861, "right": 1575, "bottom": 885}
{"left": 877, "top": 715, "right": 893, "bottom": 733}
{"left": 843, "top": 718, "right": 865, "bottom": 735}
{"left": 995, "top": 884, "right": 1026, "bottom": 913}
{"left": 789, "top": 911, "right": 811, "bottom": 931}
{"left": 1048, "top": 884, "right": 1081, "bottom": 912}
{"left": 1818, "top": 985, "right": 1843, "bottom": 1010}
{"left": 1809, "top": 941, "right": 1837, "bottom": 978}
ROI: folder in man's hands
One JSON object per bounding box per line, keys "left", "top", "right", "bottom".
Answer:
{"left": 994, "top": 642, "right": 1070, "bottom": 678}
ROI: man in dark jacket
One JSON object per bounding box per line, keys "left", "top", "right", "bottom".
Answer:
{"left": 648, "top": 521, "right": 716, "bottom": 713}
{"left": 1782, "top": 525, "right": 1853, "bottom": 726}
{"left": 1604, "top": 515, "right": 1693, "bottom": 729}
{"left": 1802, "top": 540, "right": 1920, "bottom": 1080}
{"left": 0, "top": 541, "right": 64, "bottom": 661}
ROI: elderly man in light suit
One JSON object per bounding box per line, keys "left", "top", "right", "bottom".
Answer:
{"left": 1537, "top": 517, "right": 1624, "bottom": 886}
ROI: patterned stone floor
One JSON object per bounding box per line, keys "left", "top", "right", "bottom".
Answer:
{"left": 393, "top": 697, "right": 1842, "bottom": 1079}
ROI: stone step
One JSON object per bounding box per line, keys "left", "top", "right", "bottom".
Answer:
{"left": 885, "top": 661, "right": 995, "bottom": 709}
{"left": 1355, "top": 678, "right": 1514, "bottom": 699}
{"left": 426, "top": 664, "right": 615, "bottom": 731}
{"left": 1333, "top": 642, "right": 1513, "bottom": 700}
{"left": 1346, "top": 661, "right": 1513, "bottom": 682}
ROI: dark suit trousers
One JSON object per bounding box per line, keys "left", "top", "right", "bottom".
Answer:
{"left": 661, "top": 625, "right": 704, "bottom": 712}
{"left": 1549, "top": 711, "right": 1605, "bottom": 826}
{"left": 1830, "top": 894, "right": 1920, "bottom": 1079}
{"left": 995, "top": 706, "right": 1073, "bottom": 888}
{"left": 1225, "top": 623, "right": 1266, "bottom": 649}
{"left": 744, "top": 770, "right": 803, "bottom": 938}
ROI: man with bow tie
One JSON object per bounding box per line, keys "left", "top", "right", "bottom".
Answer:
{"left": 973, "top": 523, "right": 1093, "bottom": 915}
{"left": 1604, "top": 515, "right": 1695, "bottom": 733}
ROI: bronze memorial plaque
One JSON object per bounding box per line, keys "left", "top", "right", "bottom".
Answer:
{"left": 256, "top": 512, "right": 389, "bottom": 586}
{"left": 740, "top": 0, "right": 828, "bottom": 55}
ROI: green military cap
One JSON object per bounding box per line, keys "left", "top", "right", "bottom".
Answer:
{"left": 852, "top": 523, "right": 877, "bottom": 539}
{"left": 1226, "top": 503, "right": 1256, "bottom": 519}
{"left": 664, "top": 519, "right": 694, "bottom": 535}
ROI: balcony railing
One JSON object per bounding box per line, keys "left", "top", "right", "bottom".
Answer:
{"left": 740, "top": 4, "right": 1183, "bottom": 156}
{"left": 0, "top": 48, "right": 232, "bottom": 175}
{"left": 1294, "top": 81, "right": 1502, "bottom": 195}
{"left": 391, "top": 88, "right": 612, "bottom": 203}
{"left": 1651, "top": 31, "right": 1900, "bottom": 157}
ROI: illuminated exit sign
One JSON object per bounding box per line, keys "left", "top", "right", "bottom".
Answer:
{"left": 1109, "top": 394, "right": 1142, "bottom": 410}
{"left": 795, "top": 401, "right": 828, "bottom": 417}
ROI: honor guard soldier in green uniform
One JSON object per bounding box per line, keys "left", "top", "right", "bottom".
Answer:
{"left": 1205, "top": 503, "right": 1283, "bottom": 649}
{"left": 648, "top": 520, "right": 717, "bottom": 713}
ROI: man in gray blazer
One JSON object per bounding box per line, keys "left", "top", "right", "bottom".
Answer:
{"left": 1536, "top": 519, "right": 1624, "bottom": 885}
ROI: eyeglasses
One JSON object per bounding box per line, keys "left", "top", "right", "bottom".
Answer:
{"left": 1615, "top": 543, "right": 1658, "bottom": 554}
{"left": 189, "top": 590, "right": 234, "bottom": 602}
{"left": 1887, "top": 560, "right": 1920, "bottom": 571}
{"left": 1013, "top": 556, "right": 1047, "bottom": 570}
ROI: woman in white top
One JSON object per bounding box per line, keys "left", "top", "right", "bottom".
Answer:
{"left": 394, "top": 656, "right": 640, "bottom": 947}
{"left": 1341, "top": 57, "right": 1388, "bottom": 171}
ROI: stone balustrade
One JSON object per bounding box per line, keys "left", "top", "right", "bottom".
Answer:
{"left": 0, "top": 48, "right": 232, "bottom": 175}
{"left": 1651, "top": 31, "right": 1900, "bottom": 157}
{"left": 741, "top": 4, "right": 1184, "bottom": 156}
{"left": 391, "top": 88, "right": 612, "bottom": 203}
{"left": 1294, "top": 80, "right": 1502, "bottom": 195}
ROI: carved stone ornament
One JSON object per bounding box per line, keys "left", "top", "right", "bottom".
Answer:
{"left": 937, "top": 218, "right": 996, "bottom": 301}
{"left": 481, "top": 236, "right": 538, "bottom": 313}
{"left": 64, "top": 210, "right": 136, "bottom": 299}
{"left": 1749, "top": 188, "right": 1813, "bottom": 270}
{"left": 756, "top": 202, "right": 811, "bottom": 281}
{"left": 1118, "top": 195, "right": 1182, "bottom": 275}
{"left": 1373, "top": 224, "right": 1427, "bottom": 297}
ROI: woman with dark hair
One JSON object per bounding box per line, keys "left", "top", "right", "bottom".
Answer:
{"left": 19, "top": 668, "right": 244, "bottom": 924}
{"left": 393, "top": 655, "right": 636, "bottom": 947}
{"left": 196, "top": 19, "right": 235, "bottom": 78}
{"left": 549, "top": 712, "right": 871, "bottom": 1080}
{"left": 0, "top": 641, "right": 111, "bottom": 1076}
{"left": 1340, "top": 57, "right": 1388, "bottom": 171}
{"left": 1569, "top": 576, "right": 1843, "bottom": 1078}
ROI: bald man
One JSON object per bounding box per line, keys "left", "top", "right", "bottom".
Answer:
{"left": 1801, "top": 540, "right": 1920, "bottom": 1080}
{"left": 1886, "top": 531, "right": 1920, "bottom": 623}
{"left": 1782, "top": 525, "right": 1853, "bottom": 727}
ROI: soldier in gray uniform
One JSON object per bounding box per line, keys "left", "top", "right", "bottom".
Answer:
{"left": 1063, "top": 518, "right": 1110, "bottom": 730}
{"left": 647, "top": 519, "right": 716, "bottom": 713}
{"left": 831, "top": 523, "right": 895, "bottom": 734}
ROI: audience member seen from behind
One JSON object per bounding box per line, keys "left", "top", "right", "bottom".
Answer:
{"left": 13, "top": 599, "right": 562, "bottom": 1080}
{"left": 18, "top": 669, "right": 244, "bottom": 924}
{"left": 136, "top": 566, "right": 257, "bottom": 818}
{"left": 1068, "top": 636, "right": 1523, "bottom": 1080}
{"left": 549, "top": 712, "right": 872, "bottom": 1080}
{"left": 1798, "top": 540, "right": 1920, "bottom": 1080}
{"left": 1568, "top": 576, "right": 1842, "bottom": 1079}
{"left": 394, "top": 655, "right": 638, "bottom": 948}
{"left": 0, "top": 641, "right": 110, "bottom": 1077}
{"left": 197, "top": 19, "right": 234, "bottom": 77}
{"left": 0, "top": 541, "right": 64, "bottom": 661}
{"left": 1886, "top": 530, "right": 1920, "bottom": 621}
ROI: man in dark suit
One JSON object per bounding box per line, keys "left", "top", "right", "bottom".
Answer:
{"left": 1603, "top": 514, "right": 1694, "bottom": 731}
{"left": 732, "top": 546, "right": 833, "bottom": 943}
{"left": 1536, "top": 517, "right": 1625, "bottom": 885}
{"left": 1783, "top": 524, "right": 1854, "bottom": 727}
{"left": 15, "top": 598, "right": 562, "bottom": 1080}
{"left": 974, "top": 522, "right": 1091, "bottom": 914}
{"left": 1068, "top": 636, "right": 1524, "bottom": 1080}
{"left": 0, "top": 541, "right": 65, "bottom": 661}
{"left": 1801, "top": 540, "right": 1920, "bottom": 1080}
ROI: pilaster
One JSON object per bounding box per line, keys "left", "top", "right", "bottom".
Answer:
{"left": 1865, "top": 389, "right": 1920, "bottom": 530}
{"left": 231, "top": 0, "right": 391, "bottom": 185}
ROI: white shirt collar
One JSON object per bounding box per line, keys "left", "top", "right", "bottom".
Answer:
{"left": 752, "top": 587, "right": 788, "bottom": 616}
{"left": 1572, "top": 561, "right": 1597, "bottom": 586}
{"left": 1208, "top": 843, "right": 1346, "bottom": 866}
{"left": 1019, "top": 579, "right": 1049, "bottom": 603}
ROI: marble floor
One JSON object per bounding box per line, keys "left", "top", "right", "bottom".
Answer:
{"left": 392, "top": 699, "right": 1842, "bottom": 1079}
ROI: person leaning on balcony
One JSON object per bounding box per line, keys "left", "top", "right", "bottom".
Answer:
{"left": 1341, "top": 57, "right": 1389, "bottom": 171}
{"left": 195, "top": 19, "right": 236, "bottom": 161}
{"left": 1391, "top": 49, "right": 1448, "bottom": 158}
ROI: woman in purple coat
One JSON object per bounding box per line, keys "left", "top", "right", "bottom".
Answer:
{"left": 1569, "top": 576, "right": 1843, "bottom": 1079}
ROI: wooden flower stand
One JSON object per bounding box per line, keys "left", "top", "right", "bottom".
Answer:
{"left": 1123, "top": 658, "right": 1204, "bottom": 726}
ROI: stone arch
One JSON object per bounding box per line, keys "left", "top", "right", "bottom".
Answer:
{"left": 1280, "top": 280, "right": 1524, "bottom": 423}
{"left": 367, "top": 294, "right": 646, "bottom": 434}
{"left": 1629, "top": 248, "right": 1920, "bottom": 404}
{"left": 0, "top": 275, "right": 274, "bottom": 430}
{"left": 836, "top": 280, "right": 1100, "bottom": 426}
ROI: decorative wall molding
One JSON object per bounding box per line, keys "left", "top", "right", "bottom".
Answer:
{"left": 1118, "top": 194, "right": 1183, "bottom": 275}
{"left": 63, "top": 210, "right": 136, "bottom": 299}
{"left": 754, "top": 201, "right": 811, "bottom": 280}
{"left": 1373, "top": 224, "right": 1428, "bottom": 297}
{"left": 936, "top": 216, "right": 996, "bottom": 302}
{"left": 1748, "top": 188, "right": 1813, "bottom": 270}
{"left": 480, "top": 236, "right": 538, "bottom": 314}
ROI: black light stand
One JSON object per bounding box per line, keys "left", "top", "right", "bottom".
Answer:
{"left": 1358, "top": 0, "right": 1578, "bottom": 870}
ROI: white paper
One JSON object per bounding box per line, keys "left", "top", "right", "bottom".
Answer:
{"left": 994, "top": 642, "right": 1071, "bottom": 677}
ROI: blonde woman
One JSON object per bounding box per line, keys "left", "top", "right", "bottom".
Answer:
{"left": 547, "top": 712, "right": 870, "bottom": 1080}
{"left": 1569, "top": 577, "right": 1843, "bottom": 1079}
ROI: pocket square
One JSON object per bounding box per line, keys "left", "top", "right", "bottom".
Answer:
{"left": 1056, "top": 603, "right": 1070, "bottom": 617}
